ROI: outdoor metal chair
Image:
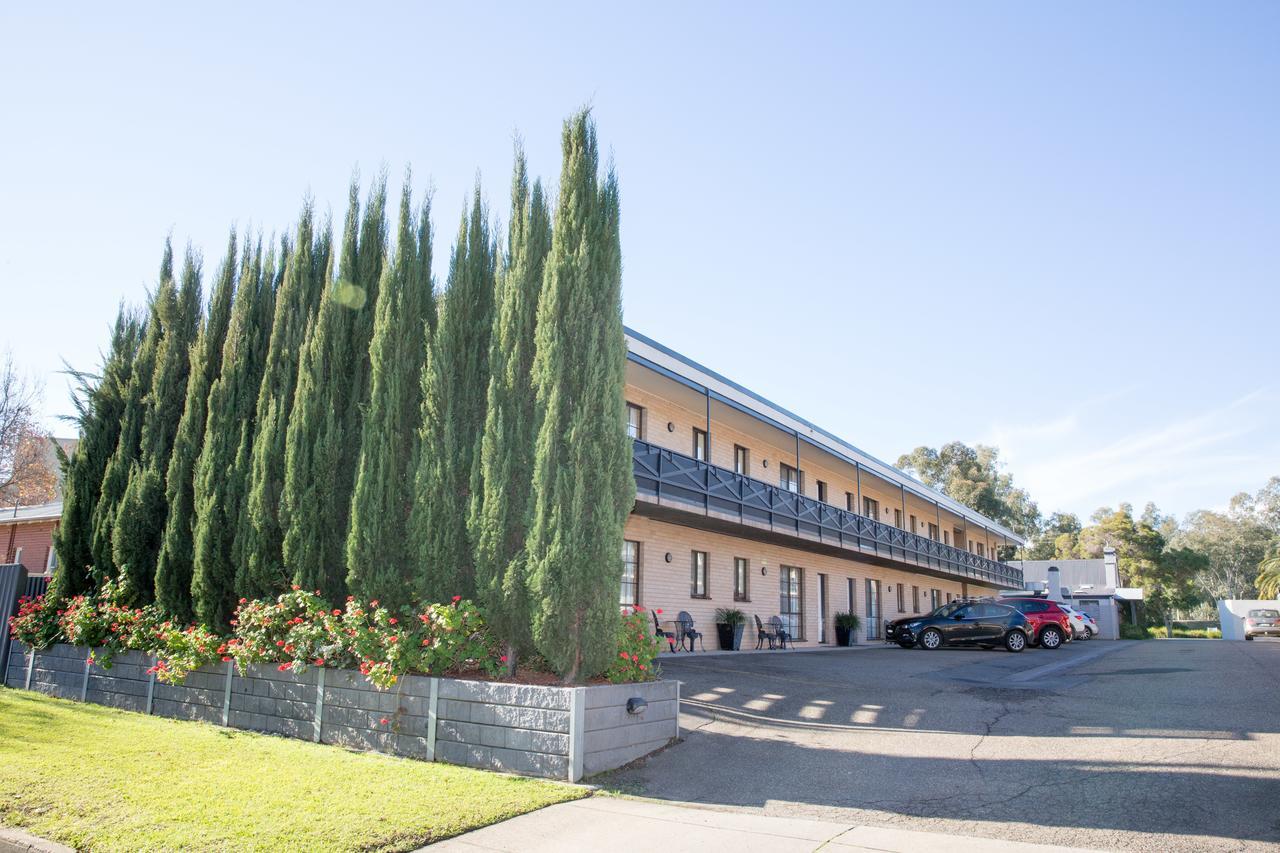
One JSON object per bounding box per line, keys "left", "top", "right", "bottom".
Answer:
{"left": 676, "top": 611, "right": 705, "bottom": 652}
{"left": 769, "top": 616, "right": 793, "bottom": 650}
{"left": 651, "top": 610, "right": 676, "bottom": 652}
{"left": 755, "top": 614, "right": 778, "bottom": 650}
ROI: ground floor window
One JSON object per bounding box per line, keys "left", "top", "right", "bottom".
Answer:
{"left": 931, "top": 588, "right": 941, "bottom": 610}
{"left": 734, "top": 557, "right": 750, "bottom": 601}
{"left": 912, "top": 585, "right": 920, "bottom": 613}
{"left": 865, "top": 578, "right": 881, "bottom": 639}
{"left": 896, "top": 583, "right": 905, "bottom": 613}
{"left": 780, "top": 566, "right": 803, "bottom": 640}
{"left": 621, "top": 540, "right": 640, "bottom": 606}
{"left": 691, "top": 550, "right": 709, "bottom": 598}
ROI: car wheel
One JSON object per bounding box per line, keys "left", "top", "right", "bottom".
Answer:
{"left": 920, "top": 628, "right": 943, "bottom": 650}
{"left": 1083, "top": 627, "right": 1094, "bottom": 640}
{"left": 1039, "top": 625, "right": 1063, "bottom": 649}
{"left": 1005, "top": 630, "right": 1027, "bottom": 652}
{"left": 1245, "top": 634, "right": 1254, "bottom": 641}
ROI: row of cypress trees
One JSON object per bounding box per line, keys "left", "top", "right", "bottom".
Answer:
{"left": 52, "top": 110, "right": 634, "bottom": 681}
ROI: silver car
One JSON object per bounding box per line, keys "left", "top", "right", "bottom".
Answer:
{"left": 1245, "top": 609, "right": 1280, "bottom": 640}
{"left": 1059, "top": 604, "right": 1090, "bottom": 640}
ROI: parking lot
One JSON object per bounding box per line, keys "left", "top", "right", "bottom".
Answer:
{"left": 604, "top": 640, "right": 1280, "bottom": 851}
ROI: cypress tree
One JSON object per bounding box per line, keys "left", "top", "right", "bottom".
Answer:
{"left": 346, "top": 179, "right": 434, "bottom": 607}
{"left": 191, "top": 240, "right": 277, "bottom": 630}
{"left": 282, "top": 177, "right": 387, "bottom": 601}
{"left": 114, "top": 247, "right": 203, "bottom": 603}
{"left": 51, "top": 306, "right": 144, "bottom": 599}
{"left": 469, "top": 147, "right": 552, "bottom": 671}
{"left": 155, "top": 233, "right": 238, "bottom": 620}
{"left": 239, "top": 208, "right": 330, "bottom": 599}
{"left": 91, "top": 242, "right": 171, "bottom": 577}
{"left": 525, "top": 111, "right": 633, "bottom": 682}
{"left": 411, "top": 183, "right": 497, "bottom": 603}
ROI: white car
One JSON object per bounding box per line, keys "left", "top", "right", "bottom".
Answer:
{"left": 1059, "top": 604, "right": 1091, "bottom": 640}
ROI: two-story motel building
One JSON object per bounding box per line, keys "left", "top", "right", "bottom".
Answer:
{"left": 621, "top": 329, "right": 1025, "bottom": 646}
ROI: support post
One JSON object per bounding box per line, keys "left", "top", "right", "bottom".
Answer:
{"left": 221, "top": 658, "right": 233, "bottom": 726}
{"left": 855, "top": 463, "right": 862, "bottom": 515}
{"left": 426, "top": 677, "right": 439, "bottom": 761}
{"left": 145, "top": 659, "right": 156, "bottom": 715}
{"left": 312, "top": 667, "right": 326, "bottom": 743}
{"left": 25, "top": 646, "right": 35, "bottom": 690}
{"left": 900, "top": 484, "right": 907, "bottom": 529}
{"left": 81, "top": 650, "right": 91, "bottom": 701}
{"left": 674, "top": 680, "right": 682, "bottom": 741}
{"left": 568, "top": 686, "right": 586, "bottom": 783}
{"left": 704, "top": 389, "right": 711, "bottom": 460}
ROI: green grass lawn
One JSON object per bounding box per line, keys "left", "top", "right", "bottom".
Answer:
{"left": 0, "top": 689, "right": 585, "bottom": 851}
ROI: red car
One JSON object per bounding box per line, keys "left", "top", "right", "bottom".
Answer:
{"left": 998, "top": 598, "right": 1071, "bottom": 649}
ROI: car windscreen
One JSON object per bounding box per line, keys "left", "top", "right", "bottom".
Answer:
{"left": 1249, "top": 609, "right": 1279, "bottom": 618}
{"left": 931, "top": 601, "right": 966, "bottom": 618}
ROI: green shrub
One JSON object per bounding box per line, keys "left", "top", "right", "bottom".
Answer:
{"left": 603, "top": 607, "right": 663, "bottom": 684}
{"left": 1119, "top": 624, "right": 1149, "bottom": 640}
{"left": 714, "top": 607, "right": 746, "bottom": 626}
{"left": 834, "top": 611, "right": 861, "bottom": 631}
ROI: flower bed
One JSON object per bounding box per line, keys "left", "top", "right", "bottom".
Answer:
{"left": 4, "top": 641, "right": 678, "bottom": 781}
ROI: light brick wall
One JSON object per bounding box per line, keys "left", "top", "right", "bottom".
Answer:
{"left": 624, "top": 515, "right": 1000, "bottom": 645}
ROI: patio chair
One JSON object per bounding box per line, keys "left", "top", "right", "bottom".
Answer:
{"left": 755, "top": 614, "right": 778, "bottom": 650}
{"left": 769, "top": 616, "right": 792, "bottom": 650}
{"left": 676, "top": 611, "right": 705, "bottom": 652}
{"left": 651, "top": 610, "right": 676, "bottom": 652}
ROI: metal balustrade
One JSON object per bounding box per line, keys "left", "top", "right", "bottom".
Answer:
{"left": 632, "top": 439, "right": 1023, "bottom": 588}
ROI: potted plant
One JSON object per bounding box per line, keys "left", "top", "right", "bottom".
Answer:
{"left": 834, "top": 611, "right": 861, "bottom": 646}
{"left": 714, "top": 608, "right": 746, "bottom": 650}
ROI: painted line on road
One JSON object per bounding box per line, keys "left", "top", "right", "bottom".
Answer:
{"left": 1006, "top": 643, "right": 1128, "bottom": 683}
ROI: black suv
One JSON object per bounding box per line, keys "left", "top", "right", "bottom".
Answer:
{"left": 887, "top": 600, "right": 1030, "bottom": 652}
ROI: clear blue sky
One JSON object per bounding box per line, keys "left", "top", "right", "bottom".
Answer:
{"left": 2, "top": 2, "right": 1277, "bottom": 523}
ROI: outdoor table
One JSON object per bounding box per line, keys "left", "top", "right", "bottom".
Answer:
{"left": 661, "top": 620, "right": 693, "bottom": 652}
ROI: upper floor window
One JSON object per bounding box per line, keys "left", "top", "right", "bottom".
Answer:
{"left": 909, "top": 514, "right": 917, "bottom": 534}
{"left": 620, "top": 540, "right": 640, "bottom": 606}
{"left": 734, "top": 445, "right": 749, "bottom": 476}
{"left": 780, "top": 463, "right": 803, "bottom": 494}
{"left": 626, "top": 403, "right": 644, "bottom": 440}
{"left": 893, "top": 508, "right": 903, "bottom": 529}
{"left": 928, "top": 522, "right": 939, "bottom": 541}
{"left": 692, "top": 427, "right": 709, "bottom": 461}
{"left": 816, "top": 480, "right": 828, "bottom": 503}
{"left": 976, "top": 542, "right": 986, "bottom": 558}
{"left": 845, "top": 492, "right": 855, "bottom": 512}
{"left": 691, "top": 550, "right": 709, "bottom": 598}
{"left": 863, "top": 496, "right": 879, "bottom": 518}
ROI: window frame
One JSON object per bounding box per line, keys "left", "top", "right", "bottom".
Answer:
{"left": 863, "top": 496, "right": 879, "bottom": 519}
{"left": 912, "top": 585, "right": 920, "bottom": 613}
{"left": 733, "top": 556, "right": 750, "bottom": 602}
{"left": 691, "top": 550, "right": 709, "bottom": 599}
{"left": 626, "top": 402, "right": 644, "bottom": 440}
{"left": 779, "top": 565, "right": 804, "bottom": 641}
{"left": 692, "top": 427, "right": 709, "bottom": 461}
{"left": 620, "top": 540, "right": 641, "bottom": 607}
{"left": 733, "top": 444, "right": 750, "bottom": 476}
{"left": 896, "top": 583, "right": 905, "bottom": 613}
{"left": 779, "top": 462, "right": 803, "bottom": 494}
{"left": 816, "top": 480, "right": 828, "bottom": 503}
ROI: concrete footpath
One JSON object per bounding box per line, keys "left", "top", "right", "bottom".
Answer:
{"left": 429, "top": 796, "right": 1099, "bottom": 852}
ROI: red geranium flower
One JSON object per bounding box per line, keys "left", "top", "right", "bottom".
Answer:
{"left": 380, "top": 717, "right": 389, "bottom": 725}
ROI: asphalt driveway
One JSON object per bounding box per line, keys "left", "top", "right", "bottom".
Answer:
{"left": 603, "top": 639, "right": 1280, "bottom": 851}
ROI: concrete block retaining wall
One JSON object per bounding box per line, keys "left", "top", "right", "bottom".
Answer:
{"left": 4, "top": 642, "right": 677, "bottom": 782}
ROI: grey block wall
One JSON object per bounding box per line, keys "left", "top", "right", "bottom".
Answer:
{"left": 4, "top": 643, "right": 678, "bottom": 781}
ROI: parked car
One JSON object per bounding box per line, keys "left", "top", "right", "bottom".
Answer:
{"left": 886, "top": 600, "right": 1030, "bottom": 652}
{"left": 998, "top": 597, "right": 1072, "bottom": 649}
{"left": 1059, "top": 604, "right": 1090, "bottom": 640}
{"left": 1077, "top": 610, "right": 1099, "bottom": 639}
{"left": 1245, "top": 609, "right": 1280, "bottom": 640}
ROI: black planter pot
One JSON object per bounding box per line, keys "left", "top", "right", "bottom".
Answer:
{"left": 716, "top": 622, "right": 745, "bottom": 651}
{"left": 835, "top": 626, "right": 852, "bottom": 647}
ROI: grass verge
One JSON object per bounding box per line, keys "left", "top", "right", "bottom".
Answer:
{"left": 0, "top": 689, "right": 584, "bottom": 851}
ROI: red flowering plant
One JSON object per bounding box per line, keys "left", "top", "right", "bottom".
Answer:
{"left": 333, "top": 596, "right": 419, "bottom": 688}
{"left": 603, "top": 606, "right": 664, "bottom": 684}
{"left": 57, "top": 579, "right": 163, "bottom": 669}
{"left": 8, "top": 593, "right": 60, "bottom": 650}
{"left": 415, "top": 598, "right": 502, "bottom": 679}
{"left": 229, "top": 588, "right": 352, "bottom": 675}
{"left": 148, "top": 622, "right": 222, "bottom": 684}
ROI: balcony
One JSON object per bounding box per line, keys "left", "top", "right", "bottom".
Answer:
{"left": 632, "top": 439, "right": 1024, "bottom": 589}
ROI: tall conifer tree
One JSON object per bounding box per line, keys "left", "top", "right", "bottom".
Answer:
{"left": 283, "top": 178, "right": 387, "bottom": 601}
{"left": 192, "top": 240, "right": 276, "bottom": 630}
{"left": 155, "top": 233, "right": 237, "bottom": 620}
{"left": 525, "top": 111, "right": 633, "bottom": 682}
{"left": 469, "top": 147, "right": 551, "bottom": 669}
{"left": 52, "top": 306, "right": 144, "bottom": 599}
{"left": 240, "top": 208, "right": 329, "bottom": 599}
{"left": 346, "top": 179, "right": 434, "bottom": 607}
{"left": 114, "top": 247, "right": 203, "bottom": 603}
{"left": 411, "top": 184, "right": 497, "bottom": 603}
{"left": 91, "top": 243, "right": 171, "bottom": 577}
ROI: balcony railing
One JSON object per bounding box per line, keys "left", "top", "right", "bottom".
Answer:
{"left": 632, "top": 439, "right": 1023, "bottom": 589}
